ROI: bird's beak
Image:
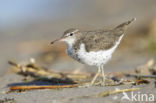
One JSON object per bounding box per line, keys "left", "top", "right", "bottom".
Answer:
{"left": 51, "top": 36, "right": 65, "bottom": 44}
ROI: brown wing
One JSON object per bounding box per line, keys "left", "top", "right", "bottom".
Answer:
{"left": 83, "top": 30, "right": 119, "bottom": 52}
{"left": 85, "top": 18, "right": 135, "bottom": 52}
{"left": 74, "top": 18, "right": 135, "bottom": 52}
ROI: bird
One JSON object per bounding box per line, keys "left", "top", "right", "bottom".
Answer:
{"left": 51, "top": 18, "right": 136, "bottom": 86}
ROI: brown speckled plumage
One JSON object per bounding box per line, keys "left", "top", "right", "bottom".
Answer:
{"left": 72, "top": 18, "right": 135, "bottom": 52}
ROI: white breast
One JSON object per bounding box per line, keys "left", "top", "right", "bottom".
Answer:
{"left": 67, "top": 35, "right": 124, "bottom": 67}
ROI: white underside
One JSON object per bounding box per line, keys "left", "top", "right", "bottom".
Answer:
{"left": 67, "top": 35, "right": 124, "bottom": 67}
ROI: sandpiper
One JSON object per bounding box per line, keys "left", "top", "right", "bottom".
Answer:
{"left": 51, "top": 18, "right": 136, "bottom": 86}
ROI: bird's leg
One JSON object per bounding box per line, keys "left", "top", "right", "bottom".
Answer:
{"left": 90, "top": 66, "right": 101, "bottom": 85}
{"left": 101, "top": 66, "right": 106, "bottom": 86}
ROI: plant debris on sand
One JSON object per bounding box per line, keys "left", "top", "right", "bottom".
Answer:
{"left": 7, "top": 59, "right": 156, "bottom": 95}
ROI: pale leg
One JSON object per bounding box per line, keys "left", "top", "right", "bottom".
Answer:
{"left": 101, "top": 66, "right": 106, "bottom": 85}
{"left": 91, "top": 66, "right": 101, "bottom": 85}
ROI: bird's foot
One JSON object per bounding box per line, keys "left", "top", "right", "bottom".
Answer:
{"left": 97, "top": 80, "right": 106, "bottom": 86}
{"left": 79, "top": 78, "right": 118, "bottom": 87}
{"left": 98, "top": 78, "right": 115, "bottom": 86}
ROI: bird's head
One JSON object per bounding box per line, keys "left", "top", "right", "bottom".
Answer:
{"left": 51, "top": 28, "right": 79, "bottom": 45}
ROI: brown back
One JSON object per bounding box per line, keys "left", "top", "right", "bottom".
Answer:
{"left": 73, "top": 18, "right": 135, "bottom": 52}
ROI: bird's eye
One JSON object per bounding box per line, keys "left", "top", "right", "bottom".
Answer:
{"left": 69, "top": 33, "right": 73, "bottom": 36}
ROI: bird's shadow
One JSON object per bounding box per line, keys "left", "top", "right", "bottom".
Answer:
{"left": 7, "top": 77, "right": 76, "bottom": 87}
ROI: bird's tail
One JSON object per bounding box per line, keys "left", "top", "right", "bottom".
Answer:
{"left": 115, "top": 18, "right": 136, "bottom": 30}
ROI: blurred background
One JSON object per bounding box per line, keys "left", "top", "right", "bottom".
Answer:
{"left": 0, "top": 0, "right": 156, "bottom": 76}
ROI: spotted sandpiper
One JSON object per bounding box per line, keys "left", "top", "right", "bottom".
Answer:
{"left": 51, "top": 18, "right": 136, "bottom": 86}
